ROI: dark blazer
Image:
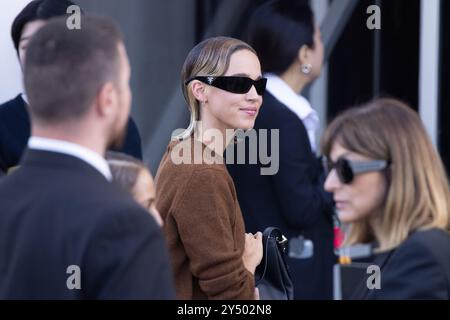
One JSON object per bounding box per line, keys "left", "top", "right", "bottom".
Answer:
{"left": 0, "top": 95, "right": 142, "bottom": 172}
{"left": 226, "top": 91, "right": 336, "bottom": 299}
{"left": 0, "top": 156, "right": 4, "bottom": 176}
{"left": 351, "top": 228, "right": 450, "bottom": 299}
{"left": 0, "top": 149, "right": 175, "bottom": 299}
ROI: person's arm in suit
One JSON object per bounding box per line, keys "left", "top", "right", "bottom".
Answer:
{"left": 269, "top": 111, "right": 333, "bottom": 230}
{"left": 368, "top": 237, "right": 448, "bottom": 299}
{"left": 84, "top": 204, "right": 175, "bottom": 299}
{"left": 0, "top": 154, "right": 5, "bottom": 176}
{"left": 0, "top": 146, "right": 6, "bottom": 174}
{"left": 0, "top": 120, "right": 7, "bottom": 173}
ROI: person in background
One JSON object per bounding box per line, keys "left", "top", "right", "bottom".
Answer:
{"left": 0, "top": 155, "right": 5, "bottom": 176}
{"left": 226, "top": 0, "right": 335, "bottom": 299}
{"left": 0, "top": 0, "right": 142, "bottom": 173}
{"left": 0, "top": 15, "right": 174, "bottom": 299}
{"left": 322, "top": 98, "right": 450, "bottom": 299}
{"left": 155, "top": 36, "right": 264, "bottom": 299}
{"left": 107, "top": 151, "right": 163, "bottom": 226}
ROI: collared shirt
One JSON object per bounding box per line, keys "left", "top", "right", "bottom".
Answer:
{"left": 21, "top": 93, "right": 28, "bottom": 105}
{"left": 265, "top": 73, "right": 320, "bottom": 152}
{"left": 28, "top": 136, "right": 112, "bottom": 181}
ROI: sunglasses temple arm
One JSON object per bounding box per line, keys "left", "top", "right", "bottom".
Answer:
{"left": 351, "top": 160, "right": 388, "bottom": 173}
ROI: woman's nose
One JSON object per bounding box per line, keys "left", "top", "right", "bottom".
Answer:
{"left": 324, "top": 169, "right": 341, "bottom": 192}
{"left": 246, "top": 85, "right": 259, "bottom": 100}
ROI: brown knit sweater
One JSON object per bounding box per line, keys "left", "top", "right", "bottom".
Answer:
{"left": 155, "top": 138, "right": 255, "bottom": 300}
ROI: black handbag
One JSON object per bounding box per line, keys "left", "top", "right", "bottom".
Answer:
{"left": 255, "top": 227, "right": 294, "bottom": 300}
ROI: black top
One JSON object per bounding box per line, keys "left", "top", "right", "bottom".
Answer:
{"left": 0, "top": 149, "right": 175, "bottom": 299}
{"left": 226, "top": 91, "right": 336, "bottom": 299}
{"left": 0, "top": 156, "right": 5, "bottom": 176}
{"left": 351, "top": 228, "right": 450, "bottom": 299}
{"left": 0, "top": 94, "right": 142, "bottom": 172}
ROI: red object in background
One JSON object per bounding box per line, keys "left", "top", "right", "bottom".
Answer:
{"left": 334, "top": 226, "right": 345, "bottom": 249}
{"left": 333, "top": 213, "right": 345, "bottom": 249}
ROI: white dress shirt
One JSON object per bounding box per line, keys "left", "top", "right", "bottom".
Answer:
{"left": 21, "top": 93, "right": 28, "bottom": 105}
{"left": 265, "top": 73, "right": 320, "bottom": 152}
{"left": 28, "top": 136, "right": 112, "bottom": 181}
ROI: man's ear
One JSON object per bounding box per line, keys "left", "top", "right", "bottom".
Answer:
{"left": 96, "top": 82, "right": 117, "bottom": 117}
{"left": 297, "top": 45, "right": 310, "bottom": 65}
{"left": 190, "top": 81, "right": 208, "bottom": 103}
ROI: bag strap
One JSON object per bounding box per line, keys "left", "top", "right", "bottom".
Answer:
{"left": 255, "top": 227, "right": 288, "bottom": 284}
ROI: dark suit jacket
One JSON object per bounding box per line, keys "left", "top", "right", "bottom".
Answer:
{"left": 0, "top": 149, "right": 175, "bottom": 299}
{"left": 351, "top": 228, "right": 450, "bottom": 299}
{"left": 0, "top": 95, "right": 142, "bottom": 172}
{"left": 226, "top": 92, "right": 336, "bottom": 299}
{"left": 0, "top": 156, "right": 4, "bottom": 176}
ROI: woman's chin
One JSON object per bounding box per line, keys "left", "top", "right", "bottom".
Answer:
{"left": 237, "top": 120, "right": 256, "bottom": 131}
{"left": 336, "top": 210, "right": 357, "bottom": 224}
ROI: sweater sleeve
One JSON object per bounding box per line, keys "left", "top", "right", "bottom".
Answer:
{"left": 173, "top": 168, "right": 255, "bottom": 300}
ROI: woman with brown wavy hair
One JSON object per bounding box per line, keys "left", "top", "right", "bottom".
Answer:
{"left": 322, "top": 98, "right": 450, "bottom": 299}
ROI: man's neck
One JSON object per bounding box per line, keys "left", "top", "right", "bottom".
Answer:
{"left": 32, "top": 127, "right": 106, "bottom": 157}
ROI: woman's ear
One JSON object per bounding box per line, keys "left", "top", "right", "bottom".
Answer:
{"left": 298, "top": 45, "right": 314, "bottom": 76}
{"left": 297, "top": 45, "right": 310, "bottom": 65}
{"left": 190, "top": 81, "right": 208, "bottom": 104}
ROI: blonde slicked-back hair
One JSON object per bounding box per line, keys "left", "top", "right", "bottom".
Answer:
{"left": 321, "top": 98, "right": 450, "bottom": 252}
{"left": 176, "top": 36, "right": 257, "bottom": 140}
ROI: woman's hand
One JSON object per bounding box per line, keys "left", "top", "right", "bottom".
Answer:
{"left": 242, "top": 232, "right": 263, "bottom": 275}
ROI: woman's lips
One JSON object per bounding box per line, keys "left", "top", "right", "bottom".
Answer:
{"left": 335, "top": 201, "right": 349, "bottom": 209}
{"left": 240, "top": 107, "right": 258, "bottom": 117}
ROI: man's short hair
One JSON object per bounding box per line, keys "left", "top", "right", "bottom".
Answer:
{"left": 24, "top": 14, "right": 124, "bottom": 124}
{"left": 11, "top": 0, "right": 78, "bottom": 53}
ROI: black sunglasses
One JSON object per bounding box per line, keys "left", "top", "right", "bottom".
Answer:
{"left": 185, "top": 76, "right": 267, "bottom": 96}
{"left": 322, "top": 156, "right": 388, "bottom": 184}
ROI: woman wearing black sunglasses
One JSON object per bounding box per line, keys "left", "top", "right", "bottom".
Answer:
{"left": 155, "top": 36, "right": 264, "bottom": 299}
{"left": 226, "top": 0, "right": 335, "bottom": 300}
{"left": 322, "top": 98, "right": 450, "bottom": 299}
